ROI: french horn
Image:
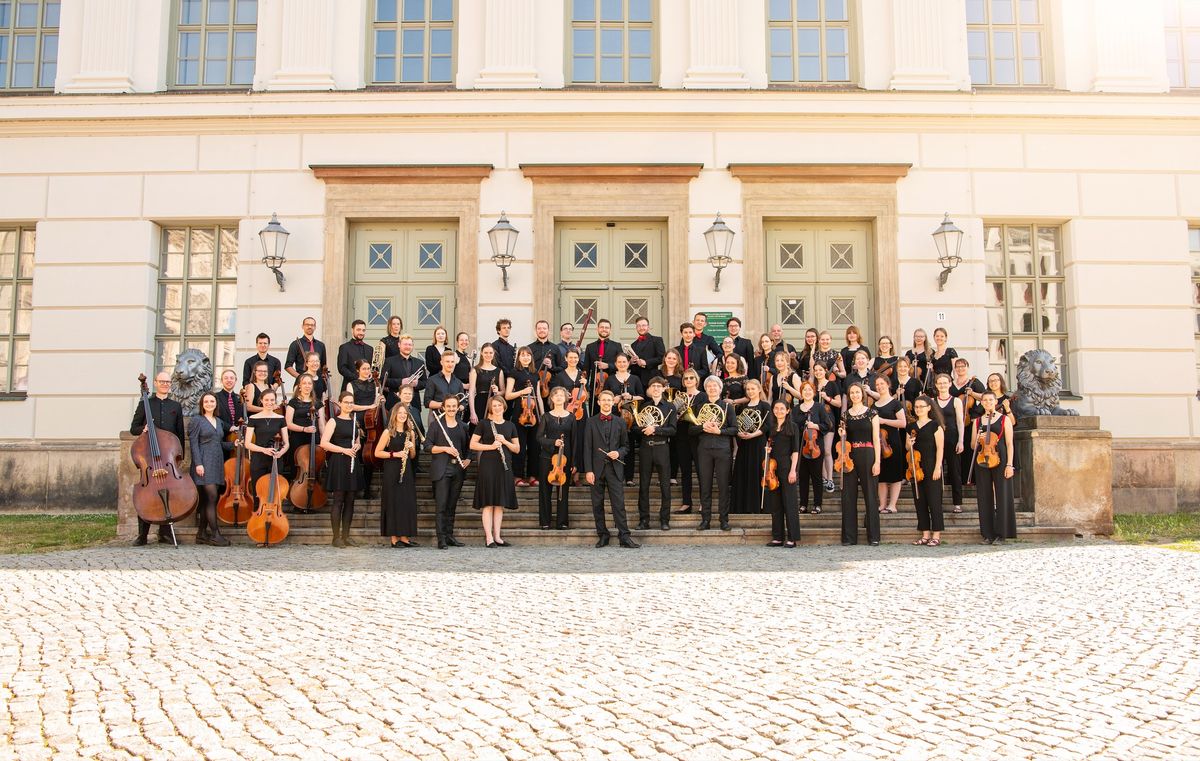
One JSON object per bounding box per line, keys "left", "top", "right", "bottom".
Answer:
{"left": 636, "top": 404, "right": 665, "bottom": 429}
{"left": 694, "top": 402, "right": 726, "bottom": 428}
{"left": 736, "top": 408, "right": 764, "bottom": 434}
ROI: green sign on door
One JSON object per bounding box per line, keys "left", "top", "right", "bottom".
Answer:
{"left": 704, "top": 311, "right": 735, "bottom": 340}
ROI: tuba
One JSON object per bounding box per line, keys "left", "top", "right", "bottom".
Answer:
{"left": 736, "top": 407, "right": 764, "bottom": 435}
{"left": 636, "top": 404, "right": 665, "bottom": 429}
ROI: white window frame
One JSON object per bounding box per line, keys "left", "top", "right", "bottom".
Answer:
{"left": 568, "top": 0, "right": 656, "bottom": 85}
{"left": 155, "top": 225, "right": 239, "bottom": 378}
{"left": 766, "top": 0, "right": 854, "bottom": 85}
{"left": 966, "top": 0, "right": 1050, "bottom": 87}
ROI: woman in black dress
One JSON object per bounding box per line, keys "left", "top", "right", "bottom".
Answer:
{"left": 839, "top": 383, "right": 881, "bottom": 546}
{"left": 843, "top": 350, "right": 880, "bottom": 406}
{"left": 605, "top": 352, "right": 644, "bottom": 485}
{"left": 505, "top": 346, "right": 541, "bottom": 487}
{"left": 813, "top": 360, "right": 841, "bottom": 492}
{"left": 719, "top": 353, "right": 748, "bottom": 407}
{"left": 537, "top": 387, "right": 576, "bottom": 530}
{"left": 189, "top": 391, "right": 232, "bottom": 546}
{"left": 750, "top": 333, "right": 775, "bottom": 389}
{"left": 470, "top": 342, "right": 505, "bottom": 430}
{"left": 471, "top": 395, "right": 520, "bottom": 547}
{"left": 792, "top": 381, "right": 832, "bottom": 515}
{"left": 764, "top": 399, "right": 800, "bottom": 547}
{"left": 321, "top": 390, "right": 365, "bottom": 547}
{"left": 301, "top": 351, "right": 328, "bottom": 405}
{"left": 812, "top": 330, "right": 841, "bottom": 381}
{"left": 553, "top": 347, "right": 589, "bottom": 482}
{"left": 840, "top": 325, "right": 870, "bottom": 381}
{"left": 424, "top": 325, "right": 451, "bottom": 378}
{"left": 344, "top": 359, "right": 380, "bottom": 498}
{"left": 872, "top": 335, "right": 899, "bottom": 391}
{"left": 930, "top": 327, "right": 958, "bottom": 381}
{"left": 246, "top": 388, "right": 289, "bottom": 509}
{"left": 971, "top": 391, "right": 1016, "bottom": 545}
{"left": 796, "top": 328, "right": 819, "bottom": 379}
{"left": 893, "top": 357, "right": 922, "bottom": 418}
{"left": 907, "top": 395, "right": 945, "bottom": 547}
{"left": 769, "top": 350, "right": 802, "bottom": 408}
{"left": 906, "top": 328, "right": 933, "bottom": 394}
{"left": 375, "top": 404, "right": 420, "bottom": 548}
{"left": 731, "top": 379, "right": 769, "bottom": 514}
{"left": 986, "top": 373, "right": 1015, "bottom": 424}
{"left": 874, "top": 375, "right": 907, "bottom": 514}
{"left": 934, "top": 373, "right": 966, "bottom": 514}
{"left": 286, "top": 373, "right": 325, "bottom": 514}
{"left": 243, "top": 361, "right": 272, "bottom": 414}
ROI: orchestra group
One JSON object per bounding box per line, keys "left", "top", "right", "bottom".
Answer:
{"left": 129, "top": 312, "right": 1019, "bottom": 550}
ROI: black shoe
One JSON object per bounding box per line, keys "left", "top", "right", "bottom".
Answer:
{"left": 437, "top": 537, "right": 448, "bottom": 550}
{"left": 993, "top": 538, "right": 1006, "bottom": 545}
{"left": 661, "top": 522, "right": 670, "bottom": 531}
{"left": 447, "top": 536, "right": 465, "bottom": 547}
{"left": 595, "top": 535, "right": 611, "bottom": 548}
{"left": 841, "top": 541, "right": 852, "bottom": 546}
{"left": 812, "top": 506, "right": 822, "bottom": 515}
{"left": 540, "top": 525, "right": 551, "bottom": 530}
{"left": 555, "top": 524, "right": 569, "bottom": 531}
{"left": 332, "top": 537, "right": 345, "bottom": 548}
{"left": 869, "top": 541, "right": 880, "bottom": 547}
{"left": 405, "top": 540, "right": 421, "bottom": 547}
{"left": 390, "top": 541, "right": 406, "bottom": 549}
{"left": 133, "top": 535, "right": 148, "bottom": 546}
{"left": 697, "top": 519, "right": 710, "bottom": 531}
{"left": 799, "top": 506, "right": 809, "bottom": 514}
{"left": 636, "top": 521, "right": 650, "bottom": 531}
{"left": 209, "top": 534, "right": 231, "bottom": 547}
{"left": 495, "top": 539, "right": 511, "bottom": 547}
{"left": 157, "top": 535, "right": 174, "bottom": 545}
{"left": 766, "top": 540, "right": 784, "bottom": 547}
{"left": 619, "top": 537, "right": 641, "bottom": 549}
{"left": 195, "top": 534, "right": 213, "bottom": 546}
{"left": 673, "top": 506, "right": 693, "bottom": 514}
{"left": 719, "top": 521, "right": 730, "bottom": 531}
{"left": 487, "top": 541, "right": 498, "bottom": 548}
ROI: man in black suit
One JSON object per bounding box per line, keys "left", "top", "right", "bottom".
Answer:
{"left": 692, "top": 312, "right": 722, "bottom": 367}
{"left": 585, "top": 390, "right": 639, "bottom": 548}
{"left": 242, "top": 333, "right": 282, "bottom": 387}
{"left": 336, "top": 320, "right": 372, "bottom": 393}
{"left": 726, "top": 316, "right": 755, "bottom": 371}
{"left": 492, "top": 318, "right": 517, "bottom": 374}
{"left": 214, "top": 369, "right": 245, "bottom": 454}
{"left": 381, "top": 335, "right": 427, "bottom": 434}
{"left": 637, "top": 378, "right": 677, "bottom": 531}
{"left": 129, "top": 372, "right": 186, "bottom": 545}
{"left": 426, "top": 350, "right": 467, "bottom": 422}
{"left": 676, "top": 323, "right": 709, "bottom": 379}
{"left": 284, "top": 316, "right": 328, "bottom": 382}
{"left": 583, "top": 318, "right": 622, "bottom": 412}
{"left": 627, "top": 316, "right": 665, "bottom": 389}
{"left": 424, "top": 395, "right": 470, "bottom": 549}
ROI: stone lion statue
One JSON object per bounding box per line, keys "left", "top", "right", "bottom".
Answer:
{"left": 169, "top": 348, "right": 215, "bottom": 416}
{"left": 1013, "top": 349, "right": 1079, "bottom": 418}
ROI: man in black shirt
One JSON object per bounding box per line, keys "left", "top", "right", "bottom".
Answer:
{"left": 242, "top": 333, "right": 281, "bottom": 387}
{"left": 583, "top": 319, "right": 623, "bottom": 414}
{"left": 336, "top": 320, "right": 372, "bottom": 394}
{"left": 692, "top": 312, "right": 722, "bottom": 367}
{"left": 382, "top": 335, "right": 427, "bottom": 432}
{"left": 769, "top": 323, "right": 798, "bottom": 367}
{"left": 627, "top": 316, "right": 665, "bottom": 390}
{"left": 214, "top": 369, "right": 245, "bottom": 452}
{"left": 526, "top": 319, "right": 564, "bottom": 380}
{"left": 129, "top": 372, "right": 186, "bottom": 545}
{"left": 557, "top": 322, "right": 576, "bottom": 361}
{"left": 637, "top": 378, "right": 677, "bottom": 531}
{"left": 427, "top": 350, "right": 467, "bottom": 423}
{"left": 676, "top": 323, "right": 709, "bottom": 378}
{"left": 283, "top": 316, "right": 327, "bottom": 381}
{"left": 492, "top": 318, "right": 517, "bottom": 374}
{"left": 585, "top": 390, "right": 638, "bottom": 548}
{"left": 726, "top": 316, "right": 755, "bottom": 371}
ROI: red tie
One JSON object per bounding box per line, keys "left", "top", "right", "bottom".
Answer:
{"left": 684, "top": 346, "right": 690, "bottom": 367}
{"left": 226, "top": 393, "right": 236, "bottom": 422}
{"left": 599, "top": 339, "right": 605, "bottom": 358}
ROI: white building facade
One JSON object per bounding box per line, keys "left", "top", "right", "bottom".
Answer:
{"left": 1, "top": 0, "right": 1199, "bottom": 510}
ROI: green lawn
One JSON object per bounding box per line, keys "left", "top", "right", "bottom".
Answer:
{"left": 0, "top": 514, "right": 118, "bottom": 555}
{"left": 1113, "top": 513, "right": 1200, "bottom": 553}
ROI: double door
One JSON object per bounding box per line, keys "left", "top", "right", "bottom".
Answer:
{"left": 765, "top": 221, "right": 873, "bottom": 339}
{"left": 557, "top": 222, "right": 666, "bottom": 346}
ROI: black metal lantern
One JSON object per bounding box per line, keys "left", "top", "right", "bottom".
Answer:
{"left": 933, "top": 212, "right": 964, "bottom": 292}
{"left": 488, "top": 212, "right": 519, "bottom": 291}
{"left": 259, "top": 212, "right": 290, "bottom": 292}
{"left": 704, "top": 213, "right": 734, "bottom": 292}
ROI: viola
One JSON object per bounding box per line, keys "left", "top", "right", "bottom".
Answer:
{"left": 217, "top": 421, "right": 253, "bottom": 525}
{"left": 362, "top": 369, "right": 384, "bottom": 467}
{"left": 878, "top": 358, "right": 896, "bottom": 378}
{"left": 130, "top": 374, "right": 198, "bottom": 540}
{"left": 289, "top": 399, "right": 328, "bottom": 510}
{"left": 547, "top": 440, "right": 568, "bottom": 487}
{"left": 247, "top": 433, "right": 289, "bottom": 546}
{"left": 802, "top": 425, "right": 821, "bottom": 460}
{"left": 879, "top": 426, "right": 894, "bottom": 459}
{"left": 518, "top": 382, "right": 539, "bottom": 427}
{"left": 761, "top": 446, "right": 780, "bottom": 491}
{"left": 976, "top": 429, "right": 1001, "bottom": 469}
{"left": 906, "top": 447, "right": 924, "bottom": 483}
{"left": 320, "top": 365, "right": 340, "bottom": 419}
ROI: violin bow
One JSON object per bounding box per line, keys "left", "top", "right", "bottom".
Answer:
{"left": 907, "top": 425, "right": 919, "bottom": 501}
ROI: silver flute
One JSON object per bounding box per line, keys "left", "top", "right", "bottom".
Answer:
{"left": 433, "top": 411, "right": 467, "bottom": 469}
{"left": 491, "top": 420, "right": 510, "bottom": 471}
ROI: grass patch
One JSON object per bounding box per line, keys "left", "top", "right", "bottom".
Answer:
{"left": 1113, "top": 513, "right": 1200, "bottom": 549}
{"left": 0, "top": 514, "right": 118, "bottom": 555}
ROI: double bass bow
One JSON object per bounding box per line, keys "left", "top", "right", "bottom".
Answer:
{"left": 247, "top": 433, "right": 289, "bottom": 547}
{"left": 130, "top": 374, "right": 197, "bottom": 546}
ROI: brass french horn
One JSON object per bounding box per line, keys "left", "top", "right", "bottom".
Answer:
{"left": 636, "top": 404, "right": 666, "bottom": 429}
{"left": 736, "top": 408, "right": 764, "bottom": 434}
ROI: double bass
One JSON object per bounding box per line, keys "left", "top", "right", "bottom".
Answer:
{"left": 289, "top": 398, "right": 328, "bottom": 511}
{"left": 217, "top": 421, "right": 253, "bottom": 526}
{"left": 247, "top": 433, "right": 289, "bottom": 547}
{"left": 130, "top": 374, "right": 198, "bottom": 545}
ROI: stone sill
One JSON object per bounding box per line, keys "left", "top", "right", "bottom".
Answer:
{"left": 0, "top": 439, "right": 121, "bottom": 451}
{"left": 0, "top": 392, "right": 28, "bottom": 402}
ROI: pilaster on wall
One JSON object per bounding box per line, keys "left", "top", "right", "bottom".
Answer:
{"left": 681, "top": 0, "right": 749, "bottom": 89}
{"left": 888, "top": 0, "right": 971, "bottom": 91}
{"left": 474, "top": 0, "right": 541, "bottom": 88}
{"left": 261, "top": 0, "right": 337, "bottom": 90}
{"left": 1089, "top": 0, "right": 1170, "bottom": 93}
{"left": 57, "top": 0, "right": 137, "bottom": 93}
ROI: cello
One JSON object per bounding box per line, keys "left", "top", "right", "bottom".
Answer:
{"left": 247, "top": 433, "right": 289, "bottom": 547}
{"left": 217, "top": 421, "right": 253, "bottom": 526}
{"left": 289, "top": 398, "right": 328, "bottom": 511}
{"left": 130, "top": 374, "right": 198, "bottom": 545}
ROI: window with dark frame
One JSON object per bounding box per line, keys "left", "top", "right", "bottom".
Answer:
{"left": 0, "top": 226, "right": 33, "bottom": 393}
{"left": 0, "top": 0, "right": 59, "bottom": 91}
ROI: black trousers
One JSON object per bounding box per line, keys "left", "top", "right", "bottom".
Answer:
{"left": 767, "top": 480, "right": 799, "bottom": 542}
{"left": 638, "top": 441, "right": 671, "bottom": 524}
{"left": 798, "top": 455, "right": 824, "bottom": 509}
{"left": 696, "top": 439, "right": 732, "bottom": 522}
{"left": 136, "top": 517, "right": 172, "bottom": 540}
{"left": 625, "top": 428, "right": 640, "bottom": 483}
{"left": 590, "top": 461, "right": 630, "bottom": 539}
{"left": 914, "top": 476, "right": 945, "bottom": 532}
{"left": 673, "top": 432, "right": 697, "bottom": 506}
{"left": 513, "top": 424, "right": 538, "bottom": 480}
{"left": 433, "top": 468, "right": 465, "bottom": 538}
{"left": 537, "top": 457, "right": 570, "bottom": 528}
{"left": 942, "top": 437, "right": 964, "bottom": 505}
{"left": 975, "top": 464, "right": 1015, "bottom": 540}
{"left": 840, "top": 447, "right": 880, "bottom": 545}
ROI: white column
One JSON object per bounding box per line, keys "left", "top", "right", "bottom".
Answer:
{"left": 888, "top": 0, "right": 970, "bottom": 91}
{"left": 1090, "top": 0, "right": 1170, "bottom": 92}
{"left": 58, "top": 0, "right": 136, "bottom": 92}
{"left": 265, "top": 0, "right": 337, "bottom": 90}
{"left": 681, "top": 0, "right": 749, "bottom": 89}
{"left": 474, "top": 0, "right": 540, "bottom": 88}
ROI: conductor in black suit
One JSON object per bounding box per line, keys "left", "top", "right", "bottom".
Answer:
{"left": 585, "top": 390, "right": 639, "bottom": 548}
{"left": 627, "top": 315, "right": 666, "bottom": 389}
{"left": 129, "top": 372, "right": 185, "bottom": 545}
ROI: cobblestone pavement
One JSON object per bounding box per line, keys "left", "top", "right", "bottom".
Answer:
{"left": 1, "top": 542, "right": 1198, "bottom": 761}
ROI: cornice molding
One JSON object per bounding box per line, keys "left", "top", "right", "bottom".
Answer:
{"left": 519, "top": 164, "right": 704, "bottom": 183}
{"left": 728, "top": 163, "right": 912, "bottom": 183}
{"left": 309, "top": 164, "right": 493, "bottom": 183}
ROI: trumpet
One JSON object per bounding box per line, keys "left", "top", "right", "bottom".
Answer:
{"left": 401, "top": 364, "right": 426, "bottom": 386}
{"left": 737, "top": 408, "right": 764, "bottom": 435}
{"left": 636, "top": 404, "right": 666, "bottom": 429}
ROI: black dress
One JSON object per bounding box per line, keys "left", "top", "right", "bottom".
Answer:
{"left": 473, "top": 366, "right": 504, "bottom": 422}
{"left": 872, "top": 356, "right": 899, "bottom": 390}
{"left": 473, "top": 419, "right": 518, "bottom": 510}
{"left": 909, "top": 418, "right": 945, "bottom": 533}
{"left": 931, "top": 348, "right": 959, "bottom": 379}
{"left": 247, "top": 415, "right": 286, "bottom": 481}
{"left": 875, "top": 397, "right": 905, "bottom": 484}
{"left": 731, "top": 400, "right": 770, "bottom": 513}
{"left": 379, "top": 429, "right": 418, "bottom": 537}
{"left": 325, "top": 417, "right": 365, "bottom": 492}
{"left": 553, "top": 369, "right": 589, "bottom": 466}
{"left": 840, "top": 345, "right": 870, "bottom": 374}
{"left": 722, "top": 374, "right": 747, "bottom": 404}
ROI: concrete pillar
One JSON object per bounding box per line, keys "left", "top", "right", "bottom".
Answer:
{"left": 1090, "top": 0, "right": 1170, "bottom": 92}
{"left": 263, "top": 0, "right": 337, "bottom": 90}
{"left": 889, "top": 0, "right": 970, "bottom": 91}
{"left": 474, "top": 0, "right": 541, "bottom": 88}
{"left": 1015, "top": 416, "right": 1114, "bottom": 536}
{"left": 681, "top": 0, "right": 749, "bottom": 88}
{"left": 57, "top": 0, "right": 136, "bottom": 92}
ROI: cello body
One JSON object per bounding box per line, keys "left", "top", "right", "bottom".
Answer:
{"left": 247, "top": 435, "right": 290, "bottom": 546}
{"left": 289, "top": 403, "right": 328, "bottom": 510}
{"left": 130, "top": 375, "right": 198, "bottom": 526}
{"left": 217, "top": 422, "right": 253, "bottom": 525}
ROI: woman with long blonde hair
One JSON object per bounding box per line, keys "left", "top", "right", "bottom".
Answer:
{"left": 376, "top": 403, "right": 421, "bottom": 548}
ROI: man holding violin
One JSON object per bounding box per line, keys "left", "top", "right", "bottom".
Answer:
{"left": 129, "top": 372, "right": 185, "bottom": 545}
{"left": 583, "top": 319, "right": 622, "bottom": 415}
{"left": 527, "top": 319, "right": 565, "bottom": 380}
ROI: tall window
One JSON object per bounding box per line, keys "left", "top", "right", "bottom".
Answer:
{"left": 767, "top": 0, "right": 852, "bottom": 84}
{"left": 966, "top": 0, "right": 1047, "bottom": 86}
{"left": 156, "top": 226, "right": 238, "bottom": 378}
{"left": 0, "top": 0, "right": 59, "bottom": 91}
{"left": 0, "top": 227, "right": 33, "bottom": 394}
{"left": 1191, "top": 227, "right": 1199, "bottom": 386}
{"left": 570, "top": 0, "right": 654, "bottom": 84}
{"left": 370, "top": 0, "right": 454, "bottom": 85}
{"left": 1165, "top": 0, "right": 1200, "bottom": 88}
{"left": 985, "top": 224, "right": 1069, "bottom": 389}
{"left": 171, "top": 0, "right": 257, "bottom": 88}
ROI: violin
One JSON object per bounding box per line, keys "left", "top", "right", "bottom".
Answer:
{"left": 319, "top": 365, "right": 340, "bottom": 419}
{"left": 976, "top": 427, "right": 1001, "bottom": 469}
{"left": 538, "top": 358, "right": 554, "bottom": 399}
{"left": 833, "top": 426, "right": 854, "bottom": 477}
{"left": 905, "top": 444, "right": 924, "bottom": 483}
{"left": 878, "top": 358, "right": 896, "bottom": 378}
{"left": 593, "top": 362, "right": 610, "bottom": 400}
{"left": 761, "top": 442, "right": 779, "bottom": 491}
{"left": 289, "top": 399, "right": 328, "bottom": 510}
{"left": 518, "top": 381, "right": 539, "bottom": 427}
{"left": 130, "top": 374, "right": 198, "bottom": 540}
{"left": 217, "top": 421, "right": 253, "bottom": 525}
{"left": 802, "top": 425, "right": 821, "bottom": 460}
{"left": 272, "top": 370, "right": 288, "bottom": 414}
{"left": 362, "top": 369, "right": 384, "bottom": 467}
{"left": 247, "top": 433, "right": 289, "bottom": 546}
{"left": 617, "top": 380, "right": 636, "bottom": 430}
{"left": 567, "top": 379, "right": 588, "bottom": 421}
{"left": 879, "top": 426, "right": 894, "bottom": 459}
{"left": 547, "top": 439, "right": 568, "bottom": 487}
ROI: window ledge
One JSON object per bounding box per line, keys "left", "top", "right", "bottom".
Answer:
{"left": 1059, "top": 393, "right": 1082, "bottom": 401}
{"left": 0, "top": 392, "right": 29, "bottom": 401}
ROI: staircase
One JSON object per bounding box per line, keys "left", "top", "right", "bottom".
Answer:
{"left": 173, "top": 469, "right": 1077, "bottom": 546}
